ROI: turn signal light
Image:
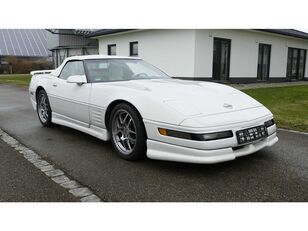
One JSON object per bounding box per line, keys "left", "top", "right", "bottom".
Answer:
{"left": 264, "top": 119, "right": 275, "bottom": 128}
{"left": 158, "top": 128, "right": 233, "bottom": 141}
{"left": 158, "top": 128, "right": 168, "bottom": 136}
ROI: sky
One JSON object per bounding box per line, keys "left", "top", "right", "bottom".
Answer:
{"left": 297, "top": 29, "right": 308, "bottom": 33}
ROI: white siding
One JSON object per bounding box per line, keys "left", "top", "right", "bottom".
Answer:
{"left": 98, "top": 30, "right": 196, "bottom": 77}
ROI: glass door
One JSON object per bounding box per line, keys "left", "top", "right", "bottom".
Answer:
{"left": 298, "top": 49, "right": 306, "bottom": 80}
{"left": 212, "top": 38, "right": 231, "bottom": 81}
{"left": 287, "top": 48, "right": 306, "bottom": 80}
{"left": 257, "top": 44, "right": 271, "bottom": 81}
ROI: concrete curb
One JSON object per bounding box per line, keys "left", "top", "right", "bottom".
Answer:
{"left": 278, "top": 128, "right": 308, "bottom": 136}
{"left": 0, "top": 128, "right": 102, "bottom": 202}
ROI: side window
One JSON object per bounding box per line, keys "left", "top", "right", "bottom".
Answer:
{"left": 59, "top": 61, "right": 85, "bottom": 80}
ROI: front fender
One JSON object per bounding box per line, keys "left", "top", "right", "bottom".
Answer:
{"left": 91, "top": 85, "right": 188, "bottom": 126}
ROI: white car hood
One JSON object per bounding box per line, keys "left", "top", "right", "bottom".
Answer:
{"left": 111, "top": 78, "right": 262, "bottom": 117}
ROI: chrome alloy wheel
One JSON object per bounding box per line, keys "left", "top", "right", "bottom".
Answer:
{"left": 38, "top": 94, "right": 49, "bottom": 123}
{"left": 111, "top": 109, "right": 137, "bottom": 155}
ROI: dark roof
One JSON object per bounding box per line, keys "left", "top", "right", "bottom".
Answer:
{"left": 47, "top": 29, "right": 98, "bottom": 36}
{"left": 87, "top": 28, "right": 308, "bottom": 40}
{"left": 49, "top": 45, "right": 98, "bottom": 50}
{"left": 0, "top": 29, "right": 50, "bottom": 57}
{"left": 86, "top": 29, "right": 135, "bottom": 38}
{"left": 255, "top": 29, "right": 308, "bottom": 40}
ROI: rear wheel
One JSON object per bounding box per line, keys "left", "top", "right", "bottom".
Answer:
{"left": 109, "top": 103, "right": 147, "bottom": 160}
{"left": 36, "top": 90, "right": 53, "bottom": 127}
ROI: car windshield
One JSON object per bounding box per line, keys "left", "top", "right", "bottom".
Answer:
{"left": 84, "top": 59, "right": 170, "bottom": 83}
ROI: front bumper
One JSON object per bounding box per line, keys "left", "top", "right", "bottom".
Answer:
{"left": 144, "top": 115, "right": 278, "bottom": 164}
{"left": 146, "top": 132, "right": 278, "bottom": 164}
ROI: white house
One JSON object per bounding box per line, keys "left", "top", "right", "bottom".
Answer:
{"left": 88, "top": 29, "right": 308, "bottom": 83}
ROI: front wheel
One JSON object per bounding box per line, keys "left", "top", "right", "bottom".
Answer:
{"left": 36, "top": 90, "right": 53, "bottom": 127}
{"left": 109, "top": 103, "right": 147, "bottom": 160}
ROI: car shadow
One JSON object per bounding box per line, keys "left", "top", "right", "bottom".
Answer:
{"left": 141, "top": 149, "right": 275, "bottom": 176}
{"left": 45, "top": 124, "right": 275, "bottom": 176}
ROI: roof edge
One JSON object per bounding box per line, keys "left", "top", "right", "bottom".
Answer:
{"left": 87, "top": 28, "right": 308, "bottom": 40}
{"left": 254, "top": 29, "right": 308, "bottom": 40}
{"left": 86, "top": 29, "right": 136, "bottom": 38}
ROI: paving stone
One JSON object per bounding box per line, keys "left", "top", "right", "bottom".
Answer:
{"left": 14, "top": 146, "right": 26, "bottom": 151}
{"left": 80, "top": 194, "right": 101, "bottom": 202}
{"left": 18, "top": 147, "right": 32, "bottom": 154}
{"left": 2, "top": 136, "right": 18, "bottom": 145}
{"left": 40, "top": 165, "right": 55, "bottom": 172}
{"left": 21, "top": 149, "right": 36, "bottom": 155}
{"left": 51, "top": 175, "right": 71, "bottom": 184}
{"left": 69, "top": 187, "right": 92, "bottom": 198}
{"left": 60, "top": 180, "right": 81, "bottom": 190}
{"left": 23, "top": 153, "right": 40, "bottom": 160}
{"left": 25, "top": 156, "right": 41, "bottom": 163}
{"left": 33, "top": 160, "right": 50, "bottom": 168}
{"left": 44, "top": 169, "right": 64, "bottom": 177}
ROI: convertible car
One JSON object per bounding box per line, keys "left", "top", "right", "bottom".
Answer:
{"left": 29, "top": 55, "right": 278, "bottom": 163}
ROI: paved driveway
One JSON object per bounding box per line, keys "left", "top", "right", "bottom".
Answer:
{"left": 0, "top": 84, "right": 307, "bottom": 202}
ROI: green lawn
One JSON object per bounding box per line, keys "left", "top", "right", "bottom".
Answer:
{"left": 0, "top": 74, "right": 31, "bottom": 86}
{"left": 0, "top": 74, "right": 307, "bottom": 132}
{"left": 243, "top": 85, "right": 308, "bottom": 132}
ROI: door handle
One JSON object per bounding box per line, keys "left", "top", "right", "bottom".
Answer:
{"left": 52, "top": 83, "right": 57, "bottom": 87}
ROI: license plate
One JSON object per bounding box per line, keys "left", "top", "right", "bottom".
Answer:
{"left": 236, "top": 125, "right": 268, "bottom": 145}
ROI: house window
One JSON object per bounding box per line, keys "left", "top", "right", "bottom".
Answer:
{"left": 212, "top": 38, "right": 231, "bottom": 81}
{"left": 108, "top": 44, "right": 116, "bottom": 55}
{"left": 257, "top": 43, "right": 271, "bottom": 81}
{"left": 287, "top": 47, "right": 306, "bottom": 80}
{"left": 130, "top": 41, "right": 138, "bottom": 56}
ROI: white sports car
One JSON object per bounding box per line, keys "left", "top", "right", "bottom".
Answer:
{"left": 29, "top": 55, "right": 278, "bottom": 164}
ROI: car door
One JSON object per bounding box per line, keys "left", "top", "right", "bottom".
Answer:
{"left": 48, "top": 60, "right": 91, "bottom": 127}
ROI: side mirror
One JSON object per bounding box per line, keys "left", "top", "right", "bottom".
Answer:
{"left": 67, "top": 75, "right": 87, "bottom": 85}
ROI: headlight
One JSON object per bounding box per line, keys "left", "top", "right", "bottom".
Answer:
{"left": 264, "top": 119, "right": 275, "bottom": 128}
{"left": 158, "top": 128, "right": 233, "bottom": 141}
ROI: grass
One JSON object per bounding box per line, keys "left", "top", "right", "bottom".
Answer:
{"left": 0, "top": 74, "right": 307, "bottom": 132}
{"left": 243, "top": 85, "right": 308, "bottom": 132}
{"left": 0, "top": 74, "right": 31, "bottom": 86}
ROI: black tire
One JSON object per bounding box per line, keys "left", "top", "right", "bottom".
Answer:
{"left": 36, "top": 89, "right": 53, "bottom": 127}
{"left": 109, "top": 103, "right": 147, "bottom": 160}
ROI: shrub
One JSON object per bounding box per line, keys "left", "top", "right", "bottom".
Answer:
{"left": 3, "top": 57, "right": 53, "bottom": 74}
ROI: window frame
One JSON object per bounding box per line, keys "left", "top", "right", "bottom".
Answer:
{"left": 129, "top": 41, "right": 139, "bottom": 57}
{"left": 107, "top": 44, "right": 117, "bottom": 56}
{"left": 287, "top": 47, "right": 307, "bottom": 80}
{"left": 257, "top": 43, "right": 271, "bottom": 81}
{"left": 212, "top": 37, "right": 231, "bottom": 81}
{"left": 58, "top": 60, "right": 88, "bottom": 82}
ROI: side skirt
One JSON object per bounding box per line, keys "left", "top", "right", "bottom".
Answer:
{"left": 52, "top": 112, "right": 110, "bottom": 141}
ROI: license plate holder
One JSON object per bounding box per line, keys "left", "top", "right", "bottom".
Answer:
{"left": 236, "top": 125, "right": 268, "bottom": 145}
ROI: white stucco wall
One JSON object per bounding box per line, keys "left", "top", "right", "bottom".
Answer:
{"left": 97, "top": 29, "right": 195, "bottom": 77}
{"left": 96, "top": 29, "right": 308, "bottom": 79}
{"left": 194, "top": 29, "right": 308, "bottom": 78}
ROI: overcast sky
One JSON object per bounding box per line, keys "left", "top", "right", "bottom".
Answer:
{"left": 297, "top": 29, "right": 308, "bottom": 33}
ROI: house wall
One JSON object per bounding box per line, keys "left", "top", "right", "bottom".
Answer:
{"left": 97, "top": 30, "right": 196, "bottom": 77}
{"left": 96, "top": 29, "right": 308, "bottom": 80}
{"left": 194, "top": 29, "right": 308, "bottom": 79}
